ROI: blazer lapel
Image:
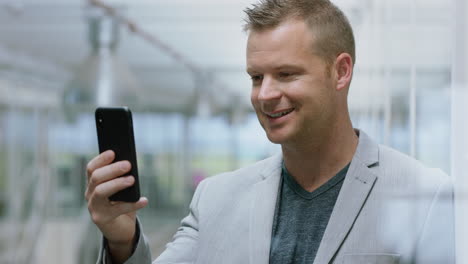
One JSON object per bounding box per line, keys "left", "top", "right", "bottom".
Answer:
{"left": 249, "top": 154, "right": 282, "bottom": 264}
{"left": 313, "top": 130, "right": 379, "bottom": 264}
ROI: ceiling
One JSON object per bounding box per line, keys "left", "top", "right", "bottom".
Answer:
{"left": 0, "top": 0, "right": 453, "bottom": 113}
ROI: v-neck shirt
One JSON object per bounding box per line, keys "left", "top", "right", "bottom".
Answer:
{"left": 269, "top": 162, "right": 350, "bottom": 264}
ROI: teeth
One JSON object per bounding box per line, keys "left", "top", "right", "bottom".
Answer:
{"left": 268, "top": 109, "right": 293, "bottom": 118}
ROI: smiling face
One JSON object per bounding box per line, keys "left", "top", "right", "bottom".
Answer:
{"left": 247, "top": 19, "right": 343, "bottom": 146}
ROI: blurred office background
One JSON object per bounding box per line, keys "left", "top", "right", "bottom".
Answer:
{"left": 0, "top": 0, "right": 467, "bottom": 263}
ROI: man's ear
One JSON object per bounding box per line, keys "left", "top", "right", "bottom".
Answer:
{"left": 334, "top": 53, "right": 353, "bottom": 91}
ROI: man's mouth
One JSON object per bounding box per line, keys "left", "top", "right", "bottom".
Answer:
{"left": 265, "top": 108, "right": 294, "bottom": 118}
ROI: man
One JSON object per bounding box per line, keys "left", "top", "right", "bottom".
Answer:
{"left": 86, "top": 0, "right": 455, "bottom": 263}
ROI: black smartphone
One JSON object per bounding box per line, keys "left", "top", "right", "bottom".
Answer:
{"left": 95, "top": 107, "right": 140, "bottom": 202}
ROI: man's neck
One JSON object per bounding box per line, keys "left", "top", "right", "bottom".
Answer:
{"left": 281, "top": 121, "right": 358, "bottom": 192}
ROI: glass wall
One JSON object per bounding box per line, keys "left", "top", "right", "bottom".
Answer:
{"left": 0, "top": 0, "right": 461, "bottom": 263}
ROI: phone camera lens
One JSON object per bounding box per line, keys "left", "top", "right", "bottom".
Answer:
{"left": 99, "top": 118, "right": 103, "bottom": 123}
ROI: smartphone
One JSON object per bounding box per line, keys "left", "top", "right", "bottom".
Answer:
{"left": 95, "top": 107, "right": 140, "bottom": 202}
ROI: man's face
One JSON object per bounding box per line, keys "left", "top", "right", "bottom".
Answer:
{"left": 247, "top": 19, "right": 338, "bottom": 145}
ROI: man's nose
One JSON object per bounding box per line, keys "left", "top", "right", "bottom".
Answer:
{"left": 258, "top": 77, "right": 281, "bottom": 101}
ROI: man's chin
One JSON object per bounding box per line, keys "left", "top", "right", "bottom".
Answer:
{"left": 265, "top": 132, "right": 288, "bottom": 145}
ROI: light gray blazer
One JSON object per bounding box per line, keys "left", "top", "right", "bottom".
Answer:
{"left": 99, "top": 130, "right": 455, "bottom": 264}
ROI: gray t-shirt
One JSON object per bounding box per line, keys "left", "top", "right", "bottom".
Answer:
{"left": 269, "top": 162, "right": 349, "bottom": 264}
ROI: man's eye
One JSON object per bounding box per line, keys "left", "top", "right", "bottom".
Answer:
{"left": 278, "top": 72, "right": 293, "bottom": 78}
{"left": 250, "top": 75, "right": 263, "bottom": 82}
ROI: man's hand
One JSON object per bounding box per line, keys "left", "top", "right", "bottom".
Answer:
{"left": 85, "top": 150, "right": 148, "bottom": 263}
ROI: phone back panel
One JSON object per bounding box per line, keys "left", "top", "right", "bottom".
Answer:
{"left": 95, "top": 107, "right": 140, "bottom": 202}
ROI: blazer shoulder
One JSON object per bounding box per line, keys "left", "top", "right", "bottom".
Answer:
{"left": 198, "top": 153, "right": 281, "bottom": 194}
{"left": 377, "top": 144, "right": 450, "bottom": 189}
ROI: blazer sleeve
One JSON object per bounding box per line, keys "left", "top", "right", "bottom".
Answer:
{"left": 413, "top": 169, "right": 456, "bottom": 264}
{"left": 153, "top": 178, "right": 210, "bottom": 263}
{"left": 96, "top": 178, "right": 209, "bottom": 264}
{"left": 95, "top": 218, "right": 151, "bottom": 264}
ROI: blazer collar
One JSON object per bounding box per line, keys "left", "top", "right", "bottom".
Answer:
{"left": 248, "top": 151, "right": 283, "bottom": 264}
{"left": 249, "top": 167, "right": 282, "bottom": 264}
{"left": 249, "top": 128, "right": 381, "bottom": 264}
{"left": 353, "top": 128, "right": 379, "bottom": 167}
{"left": 313, "top": 128, "right": 380, "bottom": 263}
{"left": 249, "top": 129, "right": 379, "bottom": 264}
{"left": 258, "top": 152, "right": 283, "bottom": 180}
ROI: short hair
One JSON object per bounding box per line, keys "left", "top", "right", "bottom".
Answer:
{"left": 244, "top": 0, "right": 356, "bottom": 66}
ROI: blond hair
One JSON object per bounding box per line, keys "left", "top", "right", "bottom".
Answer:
{"left": 244, "top": 0, "right": 356, "bottom": 66}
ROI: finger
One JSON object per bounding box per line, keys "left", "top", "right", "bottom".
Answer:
{"left": 87, "top": 150, "right": 115, "bottom": 180}
{"left": 109, "top": 197, "right": 149, "bottom": 218}
{"left": 87, "top": 161, "right": 131, "bottom": 199}
{"left": 91, "top": 197, "right": 148, "bottom": 225}
{"left": 93, "top": 176, "right": 135, "bottom": 201}
{"left": 89, "top": 160, "right": 132, "bottom": 192}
